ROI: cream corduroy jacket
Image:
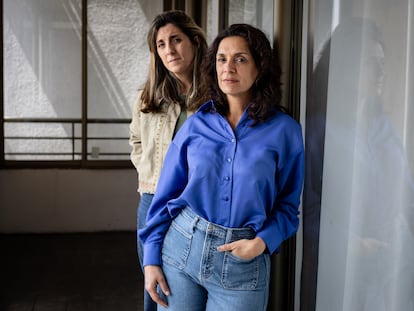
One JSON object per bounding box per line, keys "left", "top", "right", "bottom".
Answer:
{"left": 129, "top": 91, "right": 193, "bottom": 194}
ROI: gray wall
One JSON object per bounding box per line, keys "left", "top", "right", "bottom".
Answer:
{"left": 0, "top": 169, "right": 138, "bottom": 233}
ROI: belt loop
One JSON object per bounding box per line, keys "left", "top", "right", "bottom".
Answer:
{"left": 225, "top": 229, "right": 232, "bottom": 244}
{"left": 190, "top": 216, "right": 199, "bottom": 233}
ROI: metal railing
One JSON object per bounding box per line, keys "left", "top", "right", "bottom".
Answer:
{"left": 2, "top": 118, "right": 132, "bottom": 167}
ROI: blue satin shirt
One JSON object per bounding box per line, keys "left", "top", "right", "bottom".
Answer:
{"left": 139, "top": 100, "right": 305, "bottom": 266}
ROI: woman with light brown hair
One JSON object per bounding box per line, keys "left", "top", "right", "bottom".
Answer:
{"left": 129, "top": 10, "right": 207, "bottom": 311}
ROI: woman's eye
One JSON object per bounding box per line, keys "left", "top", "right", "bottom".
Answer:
{"left": 235, "top": 57, "right": 246, "bottom": 63}
{"left": 216, "top": 57, "right": 226, "bottom": 63}
{"left": 157, "top": 43, "right": 165, "bottom": 49}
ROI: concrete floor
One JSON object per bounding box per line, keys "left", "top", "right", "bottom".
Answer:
{"left": 0, "top": 232, "right": 144, "bottom": 311}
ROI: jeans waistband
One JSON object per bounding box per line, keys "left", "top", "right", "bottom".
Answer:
{"left": 175, "top": 206, "right": 255, "bottom": 243}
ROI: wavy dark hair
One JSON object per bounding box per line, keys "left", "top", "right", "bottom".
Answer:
{"left": 140, "top": 10, "right": 207, "bottom": 113}
{"left": 200, "top": 23, "right": 283, "bottom": 123}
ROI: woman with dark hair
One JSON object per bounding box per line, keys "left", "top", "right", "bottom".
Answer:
{"left": 139, "top": 23, "right": 304, "bottom": 310}
{"left": 129, "top": 10, "right": 207, "bottom": 311}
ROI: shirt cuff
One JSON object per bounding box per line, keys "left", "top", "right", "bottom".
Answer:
{"left": 143, "top": 242, "right": 163, "bottom": 266}
{"left": 256, "top": 226, "right": 283, "bottom": 255}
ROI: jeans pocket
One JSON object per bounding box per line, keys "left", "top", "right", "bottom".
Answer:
{"left": 221, "top": 252, "right": 260, "bottom": 290}
{"left": 162, "top": 220, "right": 192, "bottom": 270}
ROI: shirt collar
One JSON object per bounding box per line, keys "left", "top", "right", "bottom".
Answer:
{"left": 197, "top": 99, "right": 216, "bottom": 112}
{"left": 197, "top": 99, "right": 252, "bottom": 114}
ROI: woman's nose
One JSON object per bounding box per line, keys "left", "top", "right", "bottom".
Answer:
{"left": 166, "top": 43, "right": 175, "bottom": 54}
{"left": 223, "top": 61, "right": 235, "bottom": 73}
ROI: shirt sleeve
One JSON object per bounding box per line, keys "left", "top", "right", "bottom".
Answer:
{"left": 256, "top": 140, "right": 305, "bottom": 254}
{"left": 138, "top": 138, "right": 188, "bottom": 266}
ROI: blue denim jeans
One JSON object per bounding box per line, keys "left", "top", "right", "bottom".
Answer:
{"left": 137, "top": 193, "right": 157, "bottom": 311}
{"left": 158, "top": 207, "right": 271, "bottom": 311}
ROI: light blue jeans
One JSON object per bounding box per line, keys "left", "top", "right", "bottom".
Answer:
{"left": 158, "top": 207, "right": 271, "bottom": 311}
{"left": 137, "top": 193, "right": 157, "bottom": 311}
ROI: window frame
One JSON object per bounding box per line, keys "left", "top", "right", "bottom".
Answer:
{"left": 1, "top": 0, "right": 139, "bottom": 169}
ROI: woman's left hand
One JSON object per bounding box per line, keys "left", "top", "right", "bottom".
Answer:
{"left": 144, "top": 265, "right": 170, "bottom": 308}
{"left": 217, "top": 237, "right": 266, "bottom": 259}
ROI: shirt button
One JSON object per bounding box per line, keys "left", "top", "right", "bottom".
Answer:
{"left": 224, "top": 176, "right": 230, "bottom": 181}
{"left": 231, "top": 138, "right": 236, "bottom": 143}
{"left": 226, "top": 158, "right": 232, "bottom": 162}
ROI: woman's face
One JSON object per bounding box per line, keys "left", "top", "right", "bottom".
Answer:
{"left": 360, "top": 40, "right": 385, "bottom": 97}
{"left": 216, "top": 36, "right": 258, "bottom": 102}
{"left": 156, "top": 23, "right": 196, "bottom": 82}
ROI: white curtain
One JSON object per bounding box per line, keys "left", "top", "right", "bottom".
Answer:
{"left": 300, "top": 1, "right": 414, "bottom": 310}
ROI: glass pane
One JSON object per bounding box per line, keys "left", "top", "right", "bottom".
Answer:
{"left": 86, "top": 0, "right": 163, "bottom": 119}
{"left": 4, "top": 122, "right": 81, "bottom": 160}
{"left": 206, "top": 0, "right": 274, "bottom": 45}
{"left": 301, "top": 0, "right": 414, "bottom": 310}
{"left": 228, "top": 0, "right": 274, "bottom": 44}
{"left": 4, "top": 0, "right": 82, "bottom": 118}
{"left": 87, "top": 123, "right": 129, "bottom": 160}
{"left": 87, "top": 139, "right": 130, "bottom": 160}
{"left": 3, "top": 0, "right": 82, "bottom": 161}
{"left": 206, "top": 0, "right": 220, "bottom": 44}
